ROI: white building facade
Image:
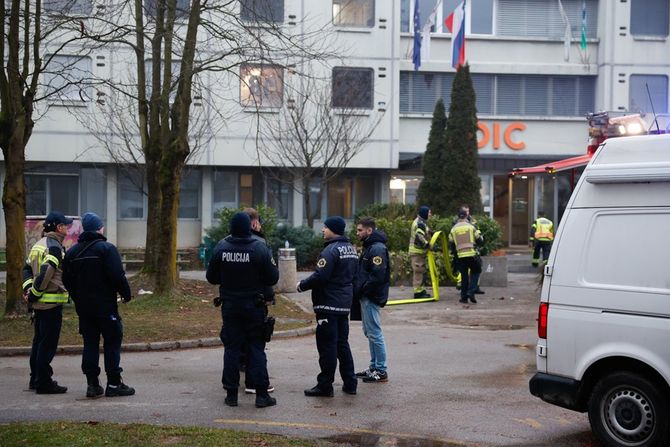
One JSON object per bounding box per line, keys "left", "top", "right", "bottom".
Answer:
{"left": 2, "top": 0, "right": 669, "bottom": 248}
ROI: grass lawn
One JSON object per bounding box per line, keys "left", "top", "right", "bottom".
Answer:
{"left": 0, "top": 276, "right": 313, "bottom": 347}
{"left": 0, "top": 421, "right": 325, "bottom": 447}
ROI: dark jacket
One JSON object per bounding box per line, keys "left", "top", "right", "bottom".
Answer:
{"left": 206, "top": 235, "right": 279, "bottom": 299}
{"left": 251, "top": 230, "right": 275, "bottom": 302}
{"left": 354, "top": 230, "right": 390, "bottom": 307}
{"left": 299, "top": 236, "right": 358, "bottom": 315}
{"left": 62, "top": 231, "right": 131, "bottom": 317}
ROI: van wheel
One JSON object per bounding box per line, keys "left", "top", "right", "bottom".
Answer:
{"left": 588, "top": 371, "right": 669, "bottom": 447}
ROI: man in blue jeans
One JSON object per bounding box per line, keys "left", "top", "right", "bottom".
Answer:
{"left": 354, "top": 218, "right": 390, "bottom": 383}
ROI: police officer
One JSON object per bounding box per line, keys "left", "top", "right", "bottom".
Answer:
{"left": 22, "top": 211, "right": 72, "bottom": 394}
{"left": 449, "top": 208, "right": 484, "bottom": 304}
{"left": 206, "top": 212, "right": 279, "bottom": 408}
{"left": 241, "top": 207, "right": 275, "bottom": 395}
{"left": 63, "top": 212, "right": 134, "bottom": 398}
{"left": 408, "top": 205, "right": 431, "bottom": 298}
{"left": 297, "top": 216, "right": 358, "bottom": 397}
{"left": 530, "top": 211, "right": 555, "bottom": 267}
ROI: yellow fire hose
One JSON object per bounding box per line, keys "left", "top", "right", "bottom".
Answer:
{"left": 386, "top": 230, "right": 461, "bottom": 305}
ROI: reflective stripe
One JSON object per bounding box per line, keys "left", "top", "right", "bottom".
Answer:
{"left": 450, "top": 222, "right": 477, "bottom": 258}
{"left": 409, "top": 218, "right": 429, "bottom": 254}
{"left": 533, "top": 218, "right": 554, "bottom": 241}
{"left": 44, "top": 254, "right": 60, "bottom": 267}
{"left": 23, "top": 279, "right": 33, "bottom": 289}
{"left": 30, "top": 286, "right": 44, "bottom": 297}
{"left": 38, "top": 292, "right": 69, "bottom": 304}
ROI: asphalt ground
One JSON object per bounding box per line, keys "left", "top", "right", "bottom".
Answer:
{"left": 0, "top": 273, "right": 599, "bottom": 446}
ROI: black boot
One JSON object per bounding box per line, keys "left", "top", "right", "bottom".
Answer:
{"left": 86, "top": 375, "right": 104, "bottom": 398}
{"left": 105, "top": 376, "right": 135, "bottom": 397}
{"left": 224, "top": 389, "right": 238, "bottom": 407}
{"left": 255, "top": 390, "right": 276, "bottom": 408}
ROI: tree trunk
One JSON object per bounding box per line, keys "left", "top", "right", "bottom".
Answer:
{"left": 2, "top": 123, "right": 27, "bottom": 315}
{"left": 142, "top": 156, "right": 162, "bottom": 274}
{"left": 153, "top": 148, "right": 184, "bottom": 295}
{"left": 303, "top": 181, "right": 313, "bottom": 229}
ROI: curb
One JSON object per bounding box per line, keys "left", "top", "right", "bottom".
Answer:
{"left": 0, "top": 326, "right": 316, "bottom": 357}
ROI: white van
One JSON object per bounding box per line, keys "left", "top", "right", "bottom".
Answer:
{"left": 529, "top": 133, "right": 670, "bottom": 447}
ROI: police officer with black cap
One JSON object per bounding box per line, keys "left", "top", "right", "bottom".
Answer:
{"left": 22, "top": 211, "right": 72, "bottom": 394}
{"left": 206, "top": 212, "right": 279, "bottom": 408}
{"left": 297, "top": 216, "right": 358, "bottom": 397}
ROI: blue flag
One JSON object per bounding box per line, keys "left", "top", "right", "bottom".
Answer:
{"left": 412, "top": 0, "right": 421, "bottom": 71}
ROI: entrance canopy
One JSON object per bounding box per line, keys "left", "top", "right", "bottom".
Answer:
{"left": 509, "top": 153, "right": 593, "bottom": 177}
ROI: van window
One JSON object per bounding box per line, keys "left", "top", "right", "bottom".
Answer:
{"left": 583, "top": 211, "right": 670, "bottom": 293}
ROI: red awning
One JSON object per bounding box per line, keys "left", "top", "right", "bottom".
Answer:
{"left": 509, "top": 153, "right": 593, "bottom": 177}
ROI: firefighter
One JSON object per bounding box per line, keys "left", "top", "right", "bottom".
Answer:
{"left": 530, "top": 211, "right": 554, "bottom": 267}
{"left": 408, "top": 206, "right": 432, "bottom": 298}
{"left": 22, "top": 211, "right": 72, "bottom": 394}
{"left": 449, "top": 209, "right": 484, "bottom": 304}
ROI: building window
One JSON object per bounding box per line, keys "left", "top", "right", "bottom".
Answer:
{"left": 354, "top": 177, "right": 376, "bottom": 212}
{"left": 146, "top": 60, "right": 182, "bottom": 103}
{"left": 43, "top": 55, "right": 92, "bottom": 103}
{"left": 240, "top": 64, "right": 283, "bottom": 108}
{"left": 308, "top": 179, "right": 322, "bottom": 221}
{"left": 26, "top": 174, "right": 79, "bottom": 216}
{"left": 118, "top": 170, "right": 146, "bottom": 219}
{"left": 240, "top": 0, "right": 284, "bottom": 23}
{"left": 43, "top": 0, "right": 93, "bottom": 15}
{"left": 267, "top": 179, "right": 291, "bottom": 220}
{"left": 629, "top": 74, "right": 669, "bottom": 114}
{"left": 144, "top": 0, "right": 190, "bottom": 19}
{"left": 496, "top": 0, "right": 597, "bottom": 40}
{"left": 631, "top": 0, "right": 669, "bottom": 37}
{"left": 389, "top": 176, "right": 420, "bottom": 204}
{"left": 80, "top": 167, "right": 107, "bottom": 219}
{"left": 332, "top": 67, "right": 374, "bottom": 109}
{"left": 328, "top": 177, "right": 354, "bottom": 218}
{"left": 212, "top": 170, "right": 238, "bottom": 214}
{"left": 178, "top": 169, "right": 201, "bottom": 219}
{"left": 400, "top": 71, "right": 595, "bottom": 117}
{"left": 332, "top": 0, "right": 375, "bottom": 28}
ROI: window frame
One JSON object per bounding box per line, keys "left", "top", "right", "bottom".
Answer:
{"left": 25, "top": 172, "right": 80, "bottom": 217}
{"left": 42, "top": 54, "right": 93, "bottom": 105}
{"left": 240, "top": 0, "right": 285, "bottom": 24}
{"left": 332, "top": 0, "right": 375, "bottom": 28}
{"left": 630, "top": 0, "right": 669, "bottom": 37}
{"left": 331, "top": 66, "right": 375, "bottom": 110}
{"left": 239, "top": 63, "right": 284, "bottom": 109}
{"left": 43, "top": 0, "right": 93, "bottom": 16}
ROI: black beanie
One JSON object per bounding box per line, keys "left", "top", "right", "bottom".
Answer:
{"left": 230, "top": 212, "right": 251, "bottom": 237}
{"left": 324, "top": 216, "right": 346, "bottom": 235}
{"left": 418, "top": 205, "right": 430, "bottom": 220}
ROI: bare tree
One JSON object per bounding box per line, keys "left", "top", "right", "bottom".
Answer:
{"left": 257, "top": 73, "right": 384, "bottom": 228}
{"left": 75, "top": 0, "right": 338, "bottom": 294}
{"left": 0, "top": 0, "right": 110, "bottom": 313}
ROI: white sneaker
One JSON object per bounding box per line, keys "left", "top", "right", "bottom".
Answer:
{"left": 244, "top": 385, "right": 275, "bottom": 394}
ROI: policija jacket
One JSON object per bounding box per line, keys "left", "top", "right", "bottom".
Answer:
{"left": 22, "top": 231, "right": 69, "bottom": 310}
{"left": 62, "top": 231, "right": 131, "bottom": 318}
{"left": 354, "top": 230, "right": 390, "bottom": 307}
{"left": 206, "top": 235, "right": 279, "bottom": 299}
{"left": 299, "top": 235, "right": 358, "bottom": 315}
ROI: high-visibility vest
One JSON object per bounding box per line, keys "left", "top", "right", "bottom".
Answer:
{"left": 449, "top": 221, "right": 480, "bottom": 258}
{"left": 408, "top": 217, "right": 429, "bottom": 255}
{"left": 532, "top": 218, "right": 554, "bottom": 241}
{"left": 26, "top": 237, "right": 69, "bottom": 304}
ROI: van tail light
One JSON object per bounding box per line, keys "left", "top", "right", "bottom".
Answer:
{"left": 538, "top": 302, "right": 549, "bottom": 339}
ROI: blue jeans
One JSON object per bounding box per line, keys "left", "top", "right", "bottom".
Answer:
{"left": 360, "top": 298, "right": 387, "bottom": 373}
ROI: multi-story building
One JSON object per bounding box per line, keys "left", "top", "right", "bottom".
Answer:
{"left": 2, "top": 0, "right": 669, "bottom": 249}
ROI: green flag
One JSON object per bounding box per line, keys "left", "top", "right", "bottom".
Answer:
{"left": 580, "top": 0, "right": 587, "bottom": 50}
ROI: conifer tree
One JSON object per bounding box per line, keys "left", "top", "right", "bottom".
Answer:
{"left": 417, "top": 98, "right": 447, "bottom": 212}
{"left": 441, "top": 64, "right": 483, "bottom": 214}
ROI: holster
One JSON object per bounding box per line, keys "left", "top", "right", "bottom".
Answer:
{"left": 262, "top": 315, "right": 275, "bottom": 342}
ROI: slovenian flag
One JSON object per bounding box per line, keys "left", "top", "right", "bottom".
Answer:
{"left": 445, "top": 0, "right": 466, "bottom": 69}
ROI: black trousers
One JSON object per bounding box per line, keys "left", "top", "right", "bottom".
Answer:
{"left": 532, "top": 240, "right": 553, "bottom": 266}
{"left": 30, "top": 306, "right": 63, "bottom": 389}
{"left": 79, "top": 313, "right": 124, "bottom": 384}
{"left": 220, "top": 299, "right": 269, "bottom": 393}
{"left": 456, "top": 256, "right": 483, "bottom": 299}
{"left": 315, "top": 313, "right": 357, "bottom": 392}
